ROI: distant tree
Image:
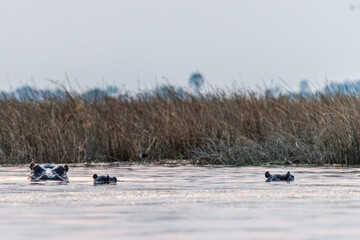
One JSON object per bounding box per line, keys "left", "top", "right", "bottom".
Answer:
{"left": 82, "top": 85, "right": 119, "bottom": 101}
{"left": 265, "top": 86, "right": 281, "bottom": 99}
{"left": 299, "top": 80, "right": 310, "bottom": 93}
{"left": 106, "top": 86, "right": 118, "bottom": 96}
{"left": 82, "top": 88, "right": 105, "bottom": 101}
{"left": 326, "top": 80, "right": 360, "bottom": 95}
{"left": 189, "top": 72, "right": 204, "bottom": 91}
{"left": 299, "top": 79, "right": 311, "bottom": 97}
{"left": 153, "top": 84, "right": 186, "bottom": 100}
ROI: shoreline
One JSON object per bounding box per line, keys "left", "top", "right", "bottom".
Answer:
{"left": 2, "top": 160, "right": 360, "bottom": 168}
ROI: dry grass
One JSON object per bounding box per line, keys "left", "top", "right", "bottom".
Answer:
{"left": 1, "top": 86, "right": 360, "bottom": 166}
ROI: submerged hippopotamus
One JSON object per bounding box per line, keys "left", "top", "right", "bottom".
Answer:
{"left": 28, "top": 162, "right": 69, "bottom": 181}
{"left": 265, "top": 171, "right": 294, "bottom": 182}
{"left": 93, "top": 174, "right": 117, "bottom": 184}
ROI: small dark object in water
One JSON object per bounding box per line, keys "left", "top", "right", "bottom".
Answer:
{"left": 265, "top": 171, "right": 294, "bottom": 182}
{"left": 93, "top": 174, "right": 117, "bottom": 184}
{"left": 28, "top": 162, "right": 69, "bottom": 181}
{"left": 139, "top": 152, "right": 149, "bottom": 159}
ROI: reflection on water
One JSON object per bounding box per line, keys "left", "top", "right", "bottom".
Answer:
{"left": 0, "top": 165, "right": 360, "bottom": 239}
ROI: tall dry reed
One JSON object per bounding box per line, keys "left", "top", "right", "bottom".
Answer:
{"left": 0, "top": 86, "right": 360, "bottom": 165}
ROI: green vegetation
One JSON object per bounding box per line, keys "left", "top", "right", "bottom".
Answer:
{"left": 1, "top": 86, "right": 360, "bottom": 166}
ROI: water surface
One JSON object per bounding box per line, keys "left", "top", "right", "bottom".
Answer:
{"left": 0, "top": 165, "right": 359, "bottom": 239}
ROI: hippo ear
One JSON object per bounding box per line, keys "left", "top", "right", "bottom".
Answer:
{"left": 93, "top": 174, "right": 98, "bottom": 179}
{"left": 29, "top": 162, "right": 35, "bottom": 170}
{"left": 64, "top": 165, "right": 69, "bottom": 172}
{"left": 106, "top": 175, "right": 110, "bottom": 183}
{"left": 265, "top": 171, "right": 271, "bottom": 178}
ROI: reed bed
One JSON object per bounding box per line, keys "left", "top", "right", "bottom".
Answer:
{"left": 0, "top": 86, "right": 360, "bottom": 166}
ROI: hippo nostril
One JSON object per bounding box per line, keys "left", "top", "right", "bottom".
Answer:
{"left": 46, "top": 169, "right": 55, "bottom": 176}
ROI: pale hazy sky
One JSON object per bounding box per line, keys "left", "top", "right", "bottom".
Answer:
{"left": 1, "top": 0, "right": 360, "bottom": 92}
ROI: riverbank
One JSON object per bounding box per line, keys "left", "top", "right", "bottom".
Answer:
{"left": 0, "top": 86, "right": 360, "bottom": 165}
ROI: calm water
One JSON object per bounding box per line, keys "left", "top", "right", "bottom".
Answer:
{"left": 0, "top": 165, "right": 360, "bottom": 240}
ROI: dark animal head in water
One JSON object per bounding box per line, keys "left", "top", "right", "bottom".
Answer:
{"left": 93, "top": 174, "right": 117, "bottom": 184}
{"left": 29, "top": 163, "right": 69, "bottom": 181}
{"left": 139, "top": 152, "right": 149, "bottom": 159}
{"left": 265, "top": 171, "right": 294, "bottom": 182}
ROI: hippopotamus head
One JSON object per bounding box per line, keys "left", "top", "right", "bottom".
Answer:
{"left": 265, "top": 171, "right": 294, "bottom": 182}
{"left": 93, "top": 174, "right": 117, "bottom": 184}
{"left": 29, "top": 162, "right": 69, "bottom": 181}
